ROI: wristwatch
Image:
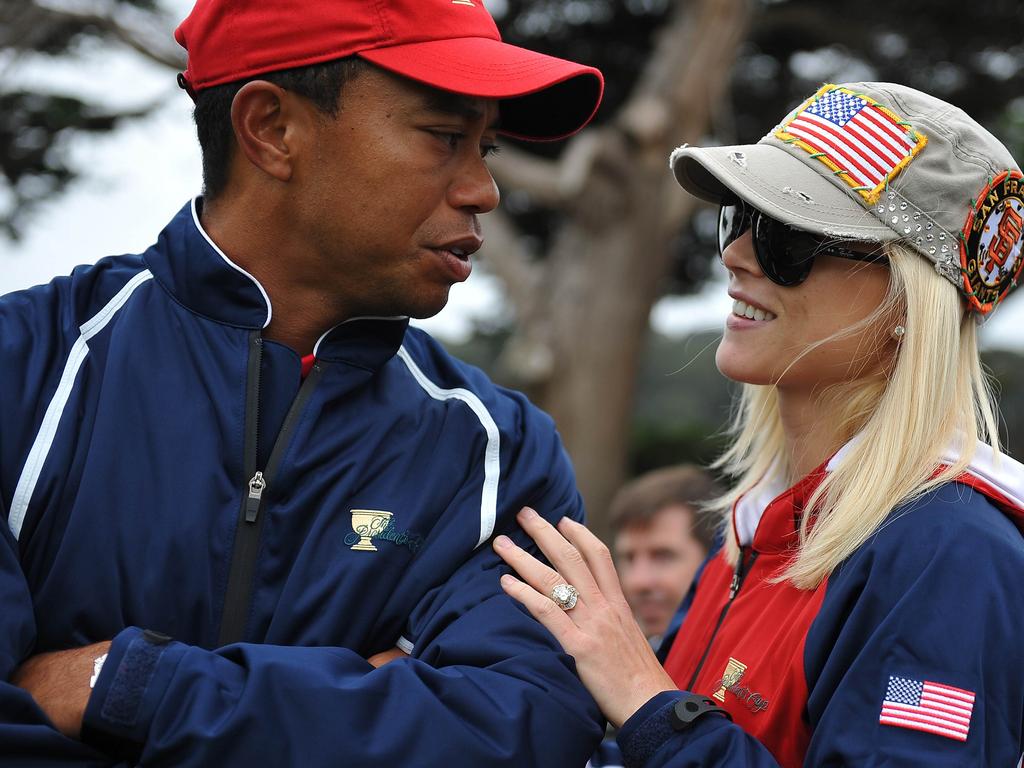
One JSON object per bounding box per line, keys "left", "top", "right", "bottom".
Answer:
{"left": 89, "top": 652, "right": 108, "bottom": 689}
{"left": 668, "top": 692, "right": 732, "bottom": 731}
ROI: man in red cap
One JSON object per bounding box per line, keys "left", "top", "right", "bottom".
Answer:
{"left": 0, "top": 1, "right": 604, "bottom": 764}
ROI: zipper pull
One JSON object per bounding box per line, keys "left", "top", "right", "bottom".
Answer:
{"left": 729, "top": 549, "right": 747, "bottom": 600}
{"left": 729, "top": 549, "right": 759, "bottom": 600}
{"left": 245, "top": 471, "right": 266, "bottom": 523}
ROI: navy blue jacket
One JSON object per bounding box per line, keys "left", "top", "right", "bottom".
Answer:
{"left": 0, "top": 200, "right": 603, "bottom": 766}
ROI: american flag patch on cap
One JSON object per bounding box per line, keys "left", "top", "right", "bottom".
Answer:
{"left": 776, "top": 84, "right": 927, "bottom": 205}
{"left": 879, "top": 675, "right": 975, "bottom": 742}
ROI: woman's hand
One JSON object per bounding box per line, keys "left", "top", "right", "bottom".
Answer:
{"left": 493, "top": 507, "right": 678, "bottom": 728}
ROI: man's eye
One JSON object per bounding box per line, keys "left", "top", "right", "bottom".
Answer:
{"left": 481, "top": 144, "right": 501, "bottom": 159}
{"left": 426, "top": 131, "right": 462, "bottom": 151}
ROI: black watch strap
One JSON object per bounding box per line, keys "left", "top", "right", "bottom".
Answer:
{"left": 668, "top": 692, "right": 732, "bottom": 731}
{"left": 617, "top": 692, "right": 733, "bottom": 767}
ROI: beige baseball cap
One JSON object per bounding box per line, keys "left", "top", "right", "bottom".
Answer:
{"left": 670, "top": 82, "right": 1023, "bottom": 315}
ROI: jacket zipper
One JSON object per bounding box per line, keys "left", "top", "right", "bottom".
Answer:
{"left": 245, "top": 471, "right": 266, "bottom": 523}
{"left": 218, "top": 333, "right": 323, "bottom": 646}
{"left": 685, "top": 547, "right": 759, "bottom": 690}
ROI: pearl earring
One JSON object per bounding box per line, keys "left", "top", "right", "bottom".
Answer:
{"left": 891, "top": 325, "right": 906, "bottom": 341}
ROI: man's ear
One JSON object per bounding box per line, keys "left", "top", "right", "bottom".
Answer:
{"left": 230, "top": 81, "right": 308, "bottom": 183}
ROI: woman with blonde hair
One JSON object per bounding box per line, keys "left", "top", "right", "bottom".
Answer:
{"left": 493, "top": 82, "right": 1024, "bottom": 766}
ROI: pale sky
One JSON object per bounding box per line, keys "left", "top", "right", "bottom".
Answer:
{"left": 1, "top": 1, "right": 1020, "bottom": 348}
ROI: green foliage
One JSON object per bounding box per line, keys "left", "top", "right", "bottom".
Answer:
{"left": 0, "top": 0, "right": 160, "bottom": 55}
{"left": 629, "top": 331, "right": 734, "bottom": 474}
{"left": 497, "top": 0, "right": 672, "bottom": 142}
{"left": 0, "top": 92, "right": 141, "bottom": 239}
{"left": 497, "top": 0, "right": 1024, "bottom": 138}
{"left": 983, "top": 349, "right": 1024, "bottom": 458}
{"left": 0, "top": 0, "right": 164, "bottom": 237}
{"left": 997, "top": 98, "right": 1024, "bottom": 167}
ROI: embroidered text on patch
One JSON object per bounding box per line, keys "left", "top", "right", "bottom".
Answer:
{"left": 712, "top": 657, "right": 769, "bottom": 713}
{"left": 345, "top": 509, "right": 423, "bottom": 553}
{"left": 776, "top": 85, "right": 927, "bottom": 205}
{"left": 960, "top": 169, "right": 1024, "bottom": 315}
{"left": 879, "top": 676, "right": 975, "bottom": 742}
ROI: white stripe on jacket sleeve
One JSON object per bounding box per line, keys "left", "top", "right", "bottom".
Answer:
{"left": 8, "top": 269, "right": 154, "bottom": 540}
{"left": 396, "top": 346, "right": 500, "bottom": 549}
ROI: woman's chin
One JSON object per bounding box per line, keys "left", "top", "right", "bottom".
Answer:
{"left": 715, "top": 344, "right": 772, "bottom": 386}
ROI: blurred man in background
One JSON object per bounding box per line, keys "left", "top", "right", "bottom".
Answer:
{"left": 610, "top": 464, "right": 721, "bottom": 649}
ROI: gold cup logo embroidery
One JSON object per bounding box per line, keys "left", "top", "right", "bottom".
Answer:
{"left": 713, "top": 657, "right": 748, "bottom": 702}
{"left": 349, "top": 510, "right": 393, "bottom": 551}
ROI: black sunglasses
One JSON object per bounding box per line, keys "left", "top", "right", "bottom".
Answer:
{"left": 718, "top": 199, "right": 888, "bottom": 287}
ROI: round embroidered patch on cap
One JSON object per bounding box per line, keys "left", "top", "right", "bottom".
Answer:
{"left": 961, "top": 169, "right": 1024, "bottom": 314}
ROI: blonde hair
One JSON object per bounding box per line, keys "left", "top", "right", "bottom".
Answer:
{"left": 710, "top": 243, "right": 1001, "bottom": 588}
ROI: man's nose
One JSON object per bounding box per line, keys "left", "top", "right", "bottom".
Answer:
{"left": 624, "top": 558, "right": 658, "bottom": 593}
{"left": 449, "top": 155, "right": 500, "bottom": 214}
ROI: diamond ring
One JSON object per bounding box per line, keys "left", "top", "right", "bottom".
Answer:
{"left": 550, "top": 583, "right": 579, "bottom": 611}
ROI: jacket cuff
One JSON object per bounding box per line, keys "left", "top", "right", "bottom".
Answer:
{"left": 616, "top": 690, "right": 684, "bottom": 767}
{"left": 82, "top": 626, "right": 184, "bottom": 755}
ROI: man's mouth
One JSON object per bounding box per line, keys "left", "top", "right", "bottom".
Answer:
{"left": 427, "top": 241, "right": 479, "bottom": 283}
{"left": 431, "top": 235, "right": 483, "bottom": 261}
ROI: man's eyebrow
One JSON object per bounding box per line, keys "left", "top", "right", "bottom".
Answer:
{"left": 420, "top": 90, "right": 500, "bottom": 129}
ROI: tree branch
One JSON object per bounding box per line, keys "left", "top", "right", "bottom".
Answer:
{"left": 2, "top": 1, "right": 185, "bottom": 70}
{"left": 487, "top": 146, "right": 563, "bottom": 208}
{"left": 488, "top": 128, "right": 610, "bottom": 210}
{"left": 617, "top": 0, "right": 752, "bottom": 150}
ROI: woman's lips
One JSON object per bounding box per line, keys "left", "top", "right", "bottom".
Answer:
{"left": 731, "top": 298, "right": 777, "bottom": 322}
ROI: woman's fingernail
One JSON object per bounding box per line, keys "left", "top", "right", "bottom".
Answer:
{"left": 500, "top": 574, "right": 516, "bottom": 587}
{"left": 519, "top": 507, "right": 539, "bottom": 521}
{"left": 494, "top": 535, "right": 513, "bottom": 549}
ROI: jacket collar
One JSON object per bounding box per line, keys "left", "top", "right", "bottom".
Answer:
{"left": 938, "top": 439, "right": 1024, "bottom": 536}
{"left": 733, "top": 460, "right": 827, "bottom": 555}
{"left": 144, "top": 199, "right": 410, "bottom": 370}
{"left": 313, "top": 315, "right": 410, "bottom": 370}
{"left": 145, "top": 199, "right": 272, "bottom": 330}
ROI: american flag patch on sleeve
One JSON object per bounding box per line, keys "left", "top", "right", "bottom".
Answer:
{"left": 879, "top": 675, "right": 975, "bottom": 742}
{"left": 775, "top": 84, "right": 927, "bottom": 205}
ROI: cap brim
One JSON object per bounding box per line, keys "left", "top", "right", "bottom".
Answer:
{"left": 359, "top": 37, "right": 603, "bottom": 141}
{"left": 670, "top": 143, "right": 897, "bottom": 243}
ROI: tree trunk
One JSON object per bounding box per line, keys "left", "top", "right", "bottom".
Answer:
{"left": 485, "top": 0, "right": 752, "bottom": 541}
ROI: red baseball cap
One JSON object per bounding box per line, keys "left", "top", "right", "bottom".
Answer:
{"left": 174, "top": 0, "right": 604, "bottom": 141}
